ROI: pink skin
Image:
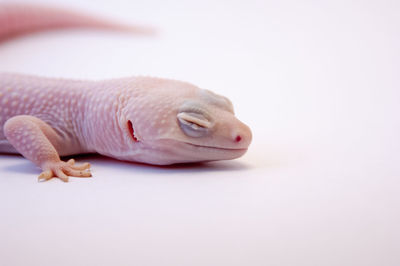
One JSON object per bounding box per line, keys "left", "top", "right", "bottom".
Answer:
{"left": 0, "top": 3, "right": 152, "bottom": 41}
{"left": 0, "top": 4, "right": 252, "bottom": 182}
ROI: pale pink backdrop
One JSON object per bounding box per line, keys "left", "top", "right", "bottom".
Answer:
{"left": 0, "top": 0, "right": 399, "bottom": 265}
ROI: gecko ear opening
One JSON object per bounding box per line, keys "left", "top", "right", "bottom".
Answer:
{"left": 177, "top": 112, "right": 211, "bottom": 138}
{"left": 127, "top": 120, "right": 139, "bottom": 142}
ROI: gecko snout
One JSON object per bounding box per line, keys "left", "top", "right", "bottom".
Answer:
{"left": 231, "top": 122, "right": 252, "bottom": 148}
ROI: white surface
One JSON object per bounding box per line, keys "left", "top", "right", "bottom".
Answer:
{"left": 0, "top": 0, "right": 399, "bottom": 265}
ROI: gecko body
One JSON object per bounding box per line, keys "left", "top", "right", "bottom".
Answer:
{"left": 0, "top": 4, "right": 252, "bottom": 181}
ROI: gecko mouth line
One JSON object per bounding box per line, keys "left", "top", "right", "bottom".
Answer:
{"left": 184, "top": 142, "right": 248, "bottom": 152}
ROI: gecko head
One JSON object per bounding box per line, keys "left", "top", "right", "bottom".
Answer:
{"left": 119, "top": 78, "right": 252, "bottom": 165}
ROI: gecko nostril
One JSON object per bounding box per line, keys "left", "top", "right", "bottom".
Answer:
{"left": 235, "top": 135, "right": 242, "bottom": 143}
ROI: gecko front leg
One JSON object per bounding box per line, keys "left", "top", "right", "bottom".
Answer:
{"left": 3, "top": 115, "right": 91, "bottom": 182}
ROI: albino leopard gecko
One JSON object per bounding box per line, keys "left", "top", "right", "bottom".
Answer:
{"left": 0, "top": 3, "right": 252, "bottom": 182}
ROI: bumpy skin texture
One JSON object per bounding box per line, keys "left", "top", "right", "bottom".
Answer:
{"left": 0, "top": 4, "right": 252, "bottom": 182}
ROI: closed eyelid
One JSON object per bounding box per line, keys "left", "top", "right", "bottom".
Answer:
{"left": 177, "top": 112, "right": 212, "bottom": 128}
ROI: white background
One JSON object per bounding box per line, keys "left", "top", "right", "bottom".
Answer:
{"left": 0, "top": 0, "right": 399, "bottom": 265}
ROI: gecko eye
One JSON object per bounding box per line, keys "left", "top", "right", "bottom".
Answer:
{"left": 177, "top": 112, "right": 211, "bottom": 138}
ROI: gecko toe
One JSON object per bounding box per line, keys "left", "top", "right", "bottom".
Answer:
{"left": 63, "top": 167, "right": 92, "bottom": 178}
{"left": 55, "top": 169, "right": 69, "bottom": 182}
{"left": 38, "top": 170, "right": 53, "bottom": 182}
{"left": 71, "top": 162, "right": 91, "bottom": 171}
{"left": 67, "top": 158, "right": 90, "bottom": 170}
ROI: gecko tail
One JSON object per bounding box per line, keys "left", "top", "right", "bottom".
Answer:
{"left": 0, "top": 3, "right": 155, "bottom": 42}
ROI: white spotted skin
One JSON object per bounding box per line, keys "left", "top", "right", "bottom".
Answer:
{"left": 0, "top": 74, "right": 88, "bottom": 154}
{"left": 1, "top": 73, "right": 252, "bottom": 168}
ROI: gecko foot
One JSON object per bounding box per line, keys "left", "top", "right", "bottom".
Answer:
{"left": 38, "top": 159, "right": 92, "bottom": 182}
